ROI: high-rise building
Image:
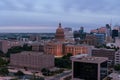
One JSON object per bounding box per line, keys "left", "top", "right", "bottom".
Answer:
{"left": 94, "top": 33, "right": 105, "bottom": 45}
{"left": 73, "top": 27, "right": 86, "bottom": 40}
{"left": 64, "top": 27, "right": 74, "bottom": 42}
{"left": 79, "top": 27, "right": 84, "bottom": 33}
{"left": 91, "top": 27, "right": 107, "bottom": 34}
{"left": 115, "top": 37, "right": 120, "bottom": 48}
{"left": 71, "top": 56, "right": 108, "bottom": 80}
{"left": 112, "top": 29, "right": 118, "bottom": 40}
{"left": 106, "top": 24, "right": 112, "bottom": 43}
{"left": 84, "top": 34, "right": 97, "bottom": 46}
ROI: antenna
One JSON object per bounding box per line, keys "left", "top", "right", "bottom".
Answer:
{"left": 110, "top": 18, "right": 112, "bottom": 27}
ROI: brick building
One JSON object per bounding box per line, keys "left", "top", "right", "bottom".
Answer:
{"left": 10, "top": 51, "right": 54, "bottom": 70}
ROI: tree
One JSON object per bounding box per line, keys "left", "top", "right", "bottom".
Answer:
{"left": 0, "top": 50, "right": 5, "bottom": 57}
{"left": 0, "top": 57, "right": 9, "bottom": 76}
{"left": 0, "top": 67, "right": 9, "bottom": 76}
{"left": 14, "top": 70, "right": 25, "bottom": 77}
{"left": 0, "top": 57, "right": 7, "bottom": 67}
{"left": 114, "top": 64, "right": 120, "bottom": 71}
{"left": 30, "top": 72, "right": 44, "bottom": 80}
{"left": 22, "top": 44, "right": 32, "bottom": 51}
{"left": 41, "top": 68, "right": 50, "bottom": 76}
{"left": 62, "top": 53, "right": 72, "bottom": 59}
{"left": 6, "top": 44, "right": 32, "bottom": 57}
{"left": 55, "top": 53, "right": 72, "bottom": 69}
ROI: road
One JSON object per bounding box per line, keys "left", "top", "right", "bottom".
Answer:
{"left": 46, "top": 70, "right": 72, "bottom": 80}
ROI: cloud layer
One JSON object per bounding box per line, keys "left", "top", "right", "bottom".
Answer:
{"left": 0, "top": 0, "right": 120, "bottom": 32}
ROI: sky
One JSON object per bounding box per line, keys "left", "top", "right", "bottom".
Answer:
{"left": 0, "top": 0, "right": 120, "bottom": 33}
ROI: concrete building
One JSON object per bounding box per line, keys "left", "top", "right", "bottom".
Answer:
{"left": 115, "top": 49, "right": 120, "bottom": 65}
{"left": 106, "top": 24, "right": 112, "bottom": 43}
{"left": 91, "top": 27, "right": 107, "bottom": 34}
{"left": 94, "top": 33, "right": 105, "bottom": 45}
{"left": 71, "top": 56, "right": 108, "bottom": 80}
{"left": 92, "top": 48, "right": 116, "bottom": 66}
{"left": 29, "top": 35, "right": 41, "bottom": 41}
{"left": 8, "top": 40, "right": 22, "bottom": 48}
{"left": 32, "top": 42, "right": 44, "bottom": 52}
{"left": 10, "top": 51, "right": 54, "bottom": 70}
{"left": 64, "top": 27, "right": 74, "bottom": 42}
{"left": 0, "top": 40, "right": 9, "bottom": 53}
{"left": 84, "top": 34, "right": 97, "bottom": 46}
{"left": 73, "top": 27, "right": 86, "bottom": 40}
{"left": 112, "top": 29, "right": 118, "bottom": 40}
{"left": 115, "top": 37, "right": 120, "bottom": 48}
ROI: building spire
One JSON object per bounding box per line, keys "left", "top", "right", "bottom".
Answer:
{"left": 59, "top": 23, "right": 61, "bottom": 28}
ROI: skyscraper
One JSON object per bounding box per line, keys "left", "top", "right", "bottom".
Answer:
{"left": 105, "top": 24, "right": 112, "bottom": 43}
{"left": 64, "top": 27, "right": 74, "bottom": 42}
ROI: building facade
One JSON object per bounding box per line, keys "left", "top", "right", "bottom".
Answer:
{"left": 115, "top": 50, "right": 120, "bottom": 65}
{"left": 0, "top": 40, "right": 9, "bottom": 53}
{"left": 84, "top": 34, "right": 97, "bottom": 46}
{"left": 71, "top": 56, "right": 108, "bottom": 80}
{"left": 94, "top": 33, "right": 105, "bottom": 45}
{"left": 44, "top": 41, "right": 63, "bottom": 57}
{"left": 44, "top": 42, "right": 92, "bottom": 57}
{"left": 92, "top": 48, "right": 115, "bottom": 66}
{"left": 64, "top": 27, "right": 74, "bottom": 42}
{"left": 55, "top": 23, "right": 65, "bottom": 42}
{"left": 64, "top": 44, "right": 92, "bottom": 56}
{"left": 10, "top": 51, "right": 54, "bottom": 70}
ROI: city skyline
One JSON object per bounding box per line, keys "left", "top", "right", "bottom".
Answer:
{"left": 0, "top": 0, "right": 120, "bottom": 32}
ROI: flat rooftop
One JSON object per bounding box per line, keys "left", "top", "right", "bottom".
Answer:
{"left": 72, "top": 56, "right": 108, "bottom": 64}
{"left": 108, "top": 73, "right": 120, "bottom": 80}
{"left": 92, "top": 48, "right": 115, "bottom": 51}
{"left": 11, "top": 51, "right": 51, "bottom": 56}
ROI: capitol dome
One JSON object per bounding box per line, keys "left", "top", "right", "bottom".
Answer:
{"left": 55, "top": 23, "right": 65, "bottom": 41}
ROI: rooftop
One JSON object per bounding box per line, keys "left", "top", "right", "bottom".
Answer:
{"left": 107, "top": 73, "right": 120, "bottom": 80}
{"left": 65, "top": 43, "right": 90, "bottom": 47}
{"left": 12, "top": 51, "right": 46, "bottom": 56}
{"left": 93, "top": 48, "right": 115, "bottom": 51}
{"left": 71, "top": 56, "right": 108, "bottom": 64}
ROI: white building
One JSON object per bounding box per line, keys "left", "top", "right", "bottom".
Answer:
{"left": 64, "top": 27, "right": 74, "bottom": 42}
{"left": 115, "top": 37, "right": 120, "bottom": 48}
{"left": 115, "top": 49, "right": 120, "bottom": 65}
